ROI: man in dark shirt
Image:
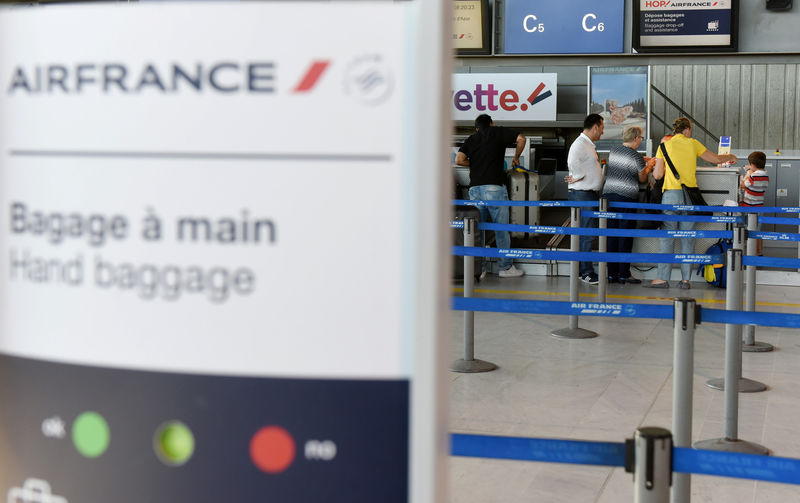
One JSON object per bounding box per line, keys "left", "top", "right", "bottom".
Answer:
{"left": 455, "top": 113, "right": 526, "bottom": 278}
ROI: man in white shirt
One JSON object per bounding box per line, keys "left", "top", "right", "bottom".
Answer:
{"left": 565, "top": 113, "right": 604, "bottom": 285}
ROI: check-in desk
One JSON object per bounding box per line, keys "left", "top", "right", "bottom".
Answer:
{"left": 451, "top": 135, "right": 534, "bottom": 196}
{"left": 631, "top": 166, "right": 740, "bottom": 262}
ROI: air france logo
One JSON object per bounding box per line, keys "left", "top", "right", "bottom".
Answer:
{"left": 344, "top": 55, "right": 393, "bottom": 106}
{"left": 645, "top": 1, "right": 719, "bottom": 6}
{"left": 452, "top": 81, "right": 552, "bottom": 113}
{"left": 6, "top": 60, "right": 331, "bottom": 95}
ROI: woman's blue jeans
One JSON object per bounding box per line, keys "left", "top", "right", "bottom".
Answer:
{"left": 658, "top": 189, "right": 695, "bottom": 281}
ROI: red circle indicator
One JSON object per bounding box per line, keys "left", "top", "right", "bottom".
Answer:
{"left": 520, "top": 103, "right": 528, "bottom": 111}
{"left": 250, "top": 426, "right": 296, "bottom": 474}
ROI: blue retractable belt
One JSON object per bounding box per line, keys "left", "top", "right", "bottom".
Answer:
{"left": 453, "top": 246, "right": 723, "bottom": 265}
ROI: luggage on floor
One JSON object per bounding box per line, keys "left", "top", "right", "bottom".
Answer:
{"left": 696, "top": 239, "right": 732, "bottom": 288}
{"left": 453, "top": 205, "right": 483, "bottom": 281}
{"left": 506, "top": 170, "right": 540, "bottom": 239}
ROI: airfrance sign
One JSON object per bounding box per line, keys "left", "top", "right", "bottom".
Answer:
{"left": 6, "top": 61, "right": 331, "bottom": 95}
{"left": 452, "top": 73, "right": 557, "bottom": 121}
{"left": 638, "top": 0, "right": 734, "bottom": 49}
{"left": 503, "top": 0, "right": 624, "bottom": 54}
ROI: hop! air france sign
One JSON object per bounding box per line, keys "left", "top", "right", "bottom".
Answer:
{"left": 452, "top": 73, "right": 557, "bottom": 122}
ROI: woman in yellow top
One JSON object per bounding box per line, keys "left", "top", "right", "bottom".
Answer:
{"left": 645, "top": 117, "right": 738, "bottom": 289}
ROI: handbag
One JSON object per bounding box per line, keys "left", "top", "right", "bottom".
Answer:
{"left": 659, "top": 143, "right": 711, "bottom": 216}
{"left": 637, "top": 176, "right": 664, "bottom": 230}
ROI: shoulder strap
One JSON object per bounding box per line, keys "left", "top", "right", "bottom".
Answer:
{"left": 659, "top": 142, "right": 680, "bottom": 181}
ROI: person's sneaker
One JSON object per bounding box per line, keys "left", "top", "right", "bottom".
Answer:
{"left": 499, "top": 265, "right": 524, "bottom": 278}
{"left": 580, "top": 272, "right": 599, "bottom": 285}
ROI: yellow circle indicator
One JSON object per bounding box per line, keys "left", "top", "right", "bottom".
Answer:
{"left": 154, "top": 421, "right": 195, "bottom": 466}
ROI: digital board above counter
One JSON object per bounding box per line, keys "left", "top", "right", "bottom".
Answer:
{"left": 633, "top": 0, "right": 739, "bottom": 53}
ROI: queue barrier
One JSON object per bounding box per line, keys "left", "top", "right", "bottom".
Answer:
{"left": 452, "top": 297, "right": 800, "bottom": 329}
{"left": 451, "top": 204, "right": 800, "bottom": 501}
{"left": 451, "top": 294, "right": 800, "bottom": 502}
{"left": 454, "top": 246, "right": 723, "bottom": 265}
{"left": 460, "top": 220, "right": 735, "bottom": 239}
{"left": 750, "top": 231, "right": 800, "bottom": 242}
{"left": 455, "top": 198, "right": 800, "bottom": 214}
{"left": 608, "top": 200, "right": 800, "bottom": 214}
{"left": 451, "top": 432, "right": 800, "bottom": 485}
{"left": 586, "top": 211, "right": 744, "bottom": 224}
{"left": 744, "top": 255, "right": 800, "bottom": 269}
{"left": 761, "top": 216, "right": 800, "bottom": 225}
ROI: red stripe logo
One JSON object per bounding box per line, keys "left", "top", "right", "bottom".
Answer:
{"left": 293, "top": 61, "right": 330, "bottom": 93}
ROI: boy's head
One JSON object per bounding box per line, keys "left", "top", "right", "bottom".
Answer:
{"left": 748, "top": 151, "right": 767, "bottom": 171}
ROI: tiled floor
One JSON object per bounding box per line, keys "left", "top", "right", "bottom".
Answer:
{"left": 449, "top": 273, "right": 800, "bottom": 502}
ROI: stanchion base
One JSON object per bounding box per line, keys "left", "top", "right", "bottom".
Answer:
{"left": 551, "top": 328, "right": 598, "bottom": 339}
{"left": 693, "top": 437, "right": 770, "bottom": 455}
{"left": 450, "top": 359, "right": 498, "bottom": 373}
{"left": 742, "top": 341, "right": 775, "bottom": 353}
{"left": 705, "top": 377, "right": 768, "bottom": 393}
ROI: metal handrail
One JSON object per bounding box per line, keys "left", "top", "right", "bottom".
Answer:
{"left": 650, "top": 84, "right": 720, "bottom": 144}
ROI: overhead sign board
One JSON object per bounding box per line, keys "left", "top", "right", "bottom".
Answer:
{"left": 0, "top": 3, "right": 448, "bottom": 502}
{"left": 452, "top": 73, "right": 558, "bottom": 122}
{"left": 633, "top": 0, "right": 738, "bottom": 52}
{"left": 503, "top": 0, "right": 624, "bottom": 54}
{"left": 453, "top": 0, "right": 491, "bottom": 55}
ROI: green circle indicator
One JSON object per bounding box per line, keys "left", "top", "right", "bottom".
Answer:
{"left": 72, "top": 411, "right": 110, "bottom": 458}
{"left": 155, "top": 421, "right": 195, "bottom": 466}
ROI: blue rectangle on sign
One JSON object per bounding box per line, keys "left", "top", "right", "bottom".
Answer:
{"left": 720, "top": 136, "right": 731, "bottom": 147}
{"left": 641, "top": 9, "right": 731, "bottom": 36}
{"left": 504, "top": 0, "right": 624, "bottom": 54}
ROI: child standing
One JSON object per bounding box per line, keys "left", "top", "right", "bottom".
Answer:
{"left": 740, "top": 151, "right": 769, "bottom": 255}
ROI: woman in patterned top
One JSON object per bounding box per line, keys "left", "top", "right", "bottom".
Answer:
{"left": 602, "top": 126, "right": 652, "bottom": 283}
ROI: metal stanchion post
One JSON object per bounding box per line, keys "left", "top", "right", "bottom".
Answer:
{"left": 598, "top": 198, "right": 608, "bottom": 303}
{"left": 451, "top": 217, "right": 497, "bottom": 373}
{"left": 743, "top": 213, "right": 773, "bottom": 352}
{"left": 626, "top": 427, "right": 672, "bottom": 503}
{"left": 732, "top": 221, "right": 743, "bottom": 249}
{"left": 552, "top": 207, "right": 598, "bottom": 339}
{"left": 706, "top": 240, "right": 767, "bottom": 393}
{"left": 671, "top": 298, "right": 697, "bottom": 503}
{"left": 696, "top": 248, "right": 769, "bottom": 454}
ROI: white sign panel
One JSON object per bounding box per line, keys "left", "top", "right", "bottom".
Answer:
{"left": 0, "top": 3, "right": 448, "bottom": 502}
{"left": 452, "top": 73, "right": 557, "bottom": 122}
{"left": 2, "top": 5, "right": 406, "bottom": 378}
